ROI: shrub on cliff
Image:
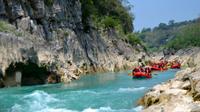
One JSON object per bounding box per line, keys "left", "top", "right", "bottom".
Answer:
{"left": 80, "top": 0, "right": 95, "bottom": 31}
{"left": 0, "top": 20, "right": 24, "bottom": 37}
{"left": 127, "top": 33, "right": 141, "bottom": 45}
{"left": 0, "top": 20, "right": 10, "bottom": 32}
{"left": 44, "top": 0, "right": 54, "bottom": 7}
{"left": 102, "top": 16, "right": 119, "bottom": 29}
{"left": 80, "top": 0, "right": 134, "bottom": 34}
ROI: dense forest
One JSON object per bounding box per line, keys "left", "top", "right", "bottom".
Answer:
{"left": 138, "top": 18, "right": 200, "bottom": 51}
{"left": 166, "top": 18, "right": 200, "bottom": 50}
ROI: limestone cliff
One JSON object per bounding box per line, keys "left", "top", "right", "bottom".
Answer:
{"left": 0, "top": 0, "right": 143, "bottom": 87}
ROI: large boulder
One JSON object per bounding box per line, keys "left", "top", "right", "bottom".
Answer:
{"left": 187, "top": 70, "right": 200, "bottom": 101}
{"left": 142, "top": 95, "right": 199, "bottom": 112}
{"left": 140, "top": 67, "right": 200, "bottom": 112}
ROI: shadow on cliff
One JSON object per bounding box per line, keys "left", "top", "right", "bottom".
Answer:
{"left": 4, "top": 61, "right": 50, "bottom": 86}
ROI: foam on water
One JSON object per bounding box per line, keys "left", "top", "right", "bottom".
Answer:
{"left": 118, "top": 87, "right": 147, "bottom": 93}
{"left": 71, "top": 87, "right": 147, "bottom": 95}
{"left": 11, "top": 106, "right": 141, "bottom": 112}
{"left": 11, "top": 104, "right": 23, "bottom": 112}
{"left": 133, "top": 106, "right": 143, "bottom": 112}
{"left": 35, "top": 108, "right": 78, "bottom": 112}
{"left": 82, "top": 106, "right": 143, "bottom": 112}
{"left": 11, "top": 90, "right": 60, "bottom": 112}
{"left": 10, "top": 89, "right": 143, "bottom": 112}
{"left": 24, "top": 90, "right": 58, "bottom": 102}
{"left": 71, "top": 90, "right": 98, "bottom": 94}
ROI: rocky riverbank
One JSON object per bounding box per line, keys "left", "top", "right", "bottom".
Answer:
{"left": 138, "top": 47, "right": 200, "bottom": 112}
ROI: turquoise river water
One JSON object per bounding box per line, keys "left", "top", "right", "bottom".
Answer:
{"left": 0, "top": 69, "right": 178, "bottom": 112}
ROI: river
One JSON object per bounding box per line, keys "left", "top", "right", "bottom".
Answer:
{"left": 0, "top": 69, "right": 178, "bottom": 112}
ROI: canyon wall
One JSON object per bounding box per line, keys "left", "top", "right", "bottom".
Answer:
{"left": 0, "top": 0, "right": 143, "bottom": 87}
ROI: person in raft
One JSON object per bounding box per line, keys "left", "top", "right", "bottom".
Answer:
{"left": 138, "top": 58, "right": 145, "bottom": 67}
{"left": 144, "top": 66, "right": 151, "bottom": 73}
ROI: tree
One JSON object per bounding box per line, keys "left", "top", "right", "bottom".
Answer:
{"left": 158, "top": 23, "right": 168, "bottom": 29}
{"left": 80, "top": 0, "right": 134, "bottom": 34}
{"left": 102, "top": 16, "right": 119, "bottom": 29}
{"left": 168, "top": 20, "right": 175, "bottom": 26}
{"left": 127, "top": 33, "right": 141, "bottom": 45}
{"left": 141, "top": 28, "right": 151, "bottom": 33}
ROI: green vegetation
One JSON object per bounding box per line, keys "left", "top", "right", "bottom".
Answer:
{"left": 80, "top": 0, "right": 93, "bottom": 31}
{"left": 80, "top": 0, "right": 134, "bottom": 34}
{"left": 127, "top": 33, "right": 141, "bottom": 46}
{"left": 64, "top": 31, "right": 69, "bottom": 37}
{"left": 166, "top": 19, "right": 200, "bottom": 50}
{"left": 138, "top": 18, "right": 199, "bottom": 51}
{"left": 44, "top": 0, "right": 54, "bottom": 7}
{"left": 80, "top": 0, "right": 143, "bottom": 47}
{"left": 102, "top": 16, "right": 119, "bottom": 29}
{"left": 0, "top": 20, "right": 25, "bottom": 37}
{"left": 0, "top": 20, "right": 11, "bottom": 32}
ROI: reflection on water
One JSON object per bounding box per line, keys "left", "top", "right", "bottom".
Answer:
{"left": 63, "top": 72, "right": 117, "bottom": 89}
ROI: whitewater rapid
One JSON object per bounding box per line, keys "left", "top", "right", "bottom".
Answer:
{"left": 10, "top": 90, "right": 143, "bottom": 112}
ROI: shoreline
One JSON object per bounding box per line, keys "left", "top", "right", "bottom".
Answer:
{"left": 138, "top": 47, "right": 200, "bottom": 112}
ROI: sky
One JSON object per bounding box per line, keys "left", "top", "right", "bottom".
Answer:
{"left": 129, "top": 0, "right": 200, "bottom": 31}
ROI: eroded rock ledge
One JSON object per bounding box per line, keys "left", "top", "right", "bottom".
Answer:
{"left": 138, "top": 48, "right": 200, "bottom": 112}
{"left": 0, "top": 26, "right": 142, "bottom": 87}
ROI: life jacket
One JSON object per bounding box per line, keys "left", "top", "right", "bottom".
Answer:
{"left": 139, "top": 67, "right": 144, "bottom": 72}
{"left": 146, "top": 67, "right": 151, "bottom": 73}
{"left": 133, "top": 68, "right": 139, "bottom": 72}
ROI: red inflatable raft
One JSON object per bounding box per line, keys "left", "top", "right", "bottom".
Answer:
{"left": 131, "top": 67, "right": 152, "bottom": 78}
{"left": 132, "top": 72, "right": 152, "bottom": 78}
{"left": 171, "top": 63, "right": 181, "bottom": 69}
{"left": 151, "top": 66, "right": 162, "bottom": 71}
{"left": 151, "top": 66, "right": 167, "bottom": 71}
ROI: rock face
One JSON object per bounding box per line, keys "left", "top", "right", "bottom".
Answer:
{"left": 139, "top": 47, "right": 200, "bottom": 112}
{"left": 0, "top": 0, "right": 143, "bottom": 87}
